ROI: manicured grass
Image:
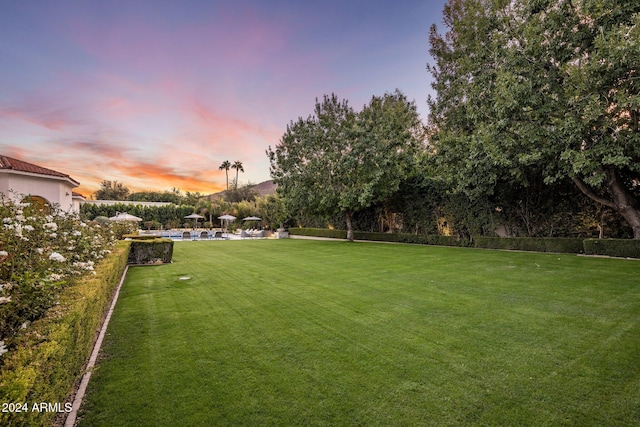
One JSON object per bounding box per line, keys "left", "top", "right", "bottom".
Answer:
{"left": 78, "top": 240, "right": 640, "bottom": 426}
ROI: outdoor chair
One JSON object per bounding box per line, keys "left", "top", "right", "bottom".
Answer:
{"left": 213, "top": 231, "right": 223, "bottom": 239}
{"left": 199, "top": 231, "right": 209, "bottom": 240}
{"left": 182, "top": 231, "right": 191, "bottom": 240}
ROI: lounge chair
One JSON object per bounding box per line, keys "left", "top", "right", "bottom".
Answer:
{"left": 213, "top": 231, "right": 223, "bottom": 239}
{"left": 199, "top": 231, "right": 209, "bottom": 240}
{"left": 182, "top": 231, "right": 191, "bottom": 240}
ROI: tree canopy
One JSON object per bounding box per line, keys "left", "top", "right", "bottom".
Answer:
{"left": 93, "top": 180, "right": 130, "bottom": 200}
{"left": 427, "top": 0, "right": 640, "bottom": 237}
{"left": 267, "top": 90, "right": 425, "bottom": 240}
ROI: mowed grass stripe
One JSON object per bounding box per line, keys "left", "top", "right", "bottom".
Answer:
{"left": 78, "top": 240, "right": 640, "bottom": 426}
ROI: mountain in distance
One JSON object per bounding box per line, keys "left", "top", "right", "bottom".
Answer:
{"left": 206, "top": 180, "right": 277, "bottom": 200}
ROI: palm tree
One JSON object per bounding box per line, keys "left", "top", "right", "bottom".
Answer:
{"left": 219, "top": 160, "right": 231, "bottom": 190}
{"left": 231, "top": 160, "right": 244, "bottom": 188}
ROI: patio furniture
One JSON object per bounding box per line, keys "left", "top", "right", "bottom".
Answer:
{"left": 213, "top": 231, "right": 223, "bottom": 239}
{"left": 199, "top": 231, "right": 209, "bottom": 240}
{"left": 182, "top": 231, "right": 191, "bottom": 240}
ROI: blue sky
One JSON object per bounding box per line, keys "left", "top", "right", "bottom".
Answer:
{"left": 0, "top": 0, "right": 446, "bottom": 195}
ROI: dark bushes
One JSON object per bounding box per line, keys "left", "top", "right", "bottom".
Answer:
{"left": 583, "top": 239, "right": 640, "bottom": 258}
{"left": 128, "top": 239, "right": 174, "bottom": 265}
{"left": 288, "top": 228, "right": 639, "bottom": 258}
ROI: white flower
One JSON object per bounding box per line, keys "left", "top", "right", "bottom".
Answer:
{"left": 0, "top": 341, "right": 8, "bottom": 357}
{"left": 48, "top": 273, "right": 64, "bottom": 281}
{"left": 2, "top": 217, "right": 12, "bottom": 224}
{"left": 0, "top": 251, "right": 7, "bottom": 257}
{"left": 23, "top": 225, "right": 34, "bottom": 232}
{"left": 36, "top": 248, "right": 44, "bottom": 254}
{"left": 72, "top": 230, "right": 82, "bottom": 236}
{"left": 15, "top": 214, "right": 26, "bottom": 222}
{"left": 44, "top": 222, "right": 58, "bottom": 231}
{"left": 49, "top": 252, "right": 66, "bottom": 262}
{"left": 0, "top": 296, "right": 11, "bottom": 304}
{"left": 49, "top": 232, "right": 57, "bottom": 238}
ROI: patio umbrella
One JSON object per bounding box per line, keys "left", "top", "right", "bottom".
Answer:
{"left": 109, "top": 212, "right": 142, "bottom": 222}
{"left": 242, "top": 216, "right": 262, "bottom": 221}
{"left": 184, "top": 213, "right": 205, "bottom": 228}
{"left": 218, "top": 214, "right": 236, "bottom": 236}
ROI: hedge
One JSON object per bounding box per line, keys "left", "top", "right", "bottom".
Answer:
{"left": 288, "top": 228, "right": 470, "bottom": 247}
{"left": 472, "top": 236, "right": 585, "bottom": 254}
{"left": 353, "top": 231, "right": 470, "bottom": 247}
{"left": 0, "top": 241, "right": 131, "bottom": 427}
{"left": 128, "top": 238, "right": 174, "bottom": 265}
{"left": 583, "top": 239, "right": 640, "bottom": 258}
{"left": 287, "top": 228, "right": 640, "bottom": 258}
{"left": 288, "top": 228, "right": 348, "bottom": 239}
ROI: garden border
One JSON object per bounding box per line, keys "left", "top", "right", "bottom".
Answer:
{"left": 63, "top": 264, "right": 130, "bottom": 427}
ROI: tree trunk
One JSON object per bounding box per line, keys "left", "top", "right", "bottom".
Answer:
{"left": 572, "top": 170, "right": 640, "bottom": 239}
{"left": 607, "top": 169, "right": 640, "bottom": 239}
{"left": 345, "top": 211, "right": 354, "bottom": 241}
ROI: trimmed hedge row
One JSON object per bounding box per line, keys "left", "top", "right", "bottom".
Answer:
{"left": 128, "top": 238, "right": 174, "bottom": 265}
{"left": 288, "top": 228, "right": 640, "bottom": 258}
{"left": 0, "top": 241, "right": 131, "bottom": 427}
{"left": 353, "top": 231, "right": 469, "bottom": 247}
{"left": 583, "top": 239, "right": 640, "bottom": 258}
{"left": 472, "top": 236, "right": 585, "bottom": 254}
{"left": 289, "top": 228, "right": 348, "bottom": 239}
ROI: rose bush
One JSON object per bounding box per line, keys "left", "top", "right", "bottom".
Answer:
{"left": 0, "top": 194, "right": 136, "bottom": 362}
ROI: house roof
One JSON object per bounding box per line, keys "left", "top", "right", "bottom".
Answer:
{"left": 0, "top": 155, "right": 80, "bottom": 186}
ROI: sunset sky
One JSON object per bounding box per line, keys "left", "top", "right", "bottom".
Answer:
{"left": 0, "top": 0, "right": 446, "bottom": 196}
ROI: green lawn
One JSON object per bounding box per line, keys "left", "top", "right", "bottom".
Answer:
{"left": 78, "top": 239, "right": 640, "bottom": 426}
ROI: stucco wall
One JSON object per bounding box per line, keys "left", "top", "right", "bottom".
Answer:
{"left": 0, "top": 172, "right": 77, "bottom": 212}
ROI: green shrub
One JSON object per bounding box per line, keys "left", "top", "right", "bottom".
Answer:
{"left": 288, "top": 228, "right": 347, "bottom": 239}
{"left": 128, "top": 239, "right": 174, "bottom": 265}
{"left": 289, "top": 228, "right": 470, "bottom": 247}
{"left": 123, "top": 234, "right": 157, "bottom": 240}
{"left": 0, "top": 241, "right": 130, "bottom": 427}
{"left": 473, "top": 237, "right": 584, "bottom": 253}
{"left": 353, "top": 231, "right": 470, "bottom": 247}
{"left": 583, "top": 239, "right": 640, "bottom": 258}
{"left": 543, "top": 238, "right": 585, "bottom": 254}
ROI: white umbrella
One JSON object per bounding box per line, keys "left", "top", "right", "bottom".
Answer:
{"left": 185, "top": 213, "right": 205, "bottom": 228}
{"left": 218, "top": 214, "right": 236, "bottom": 237}
{"left": 109, "top": 212, "right": 142, "bottom": 222}
{"left": 242, "top": 216, "right": 262, "bottom": 221}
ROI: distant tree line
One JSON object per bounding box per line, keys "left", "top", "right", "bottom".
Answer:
{"left": 93, "top": 180, "right": 203, "bottom": 206}
{"left": 82, "top": 179, "right": 287, "bottom": 231}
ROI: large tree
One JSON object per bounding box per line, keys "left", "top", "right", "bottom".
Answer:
{"left": 428, "top": 0, "right": 640, "bottom": 237}
{"left": 93, "top": 180, "right": 130, "bottom": 200}
{"left": 267, "top": 91, "right": 425, "bottom": 240}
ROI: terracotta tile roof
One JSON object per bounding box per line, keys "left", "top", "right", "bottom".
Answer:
{"left": 0, "top": 155, "right": 79, "bottom": 185}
